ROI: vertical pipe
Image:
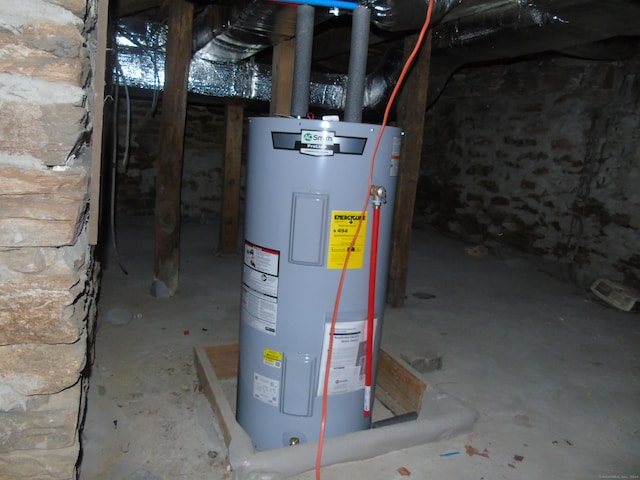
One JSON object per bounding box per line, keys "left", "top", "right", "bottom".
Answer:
{"left": 291, "top": 4, "right": 315, "bottom": 118}
{"left": 344, "top": 5, "right": 371, "bottom": 123}
{"left": 364, "top": 201, "right": 381, "bottom": 417}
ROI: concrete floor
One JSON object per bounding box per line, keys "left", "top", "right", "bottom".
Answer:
{"left": 80, "top": 221, "right": 640, "bottom": 480}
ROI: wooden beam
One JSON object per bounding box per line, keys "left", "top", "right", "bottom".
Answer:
{"left": 376, "top": 349, "right": 427, "bottom": 415}
{"left": 152, "top": 0, "right": 193, "bottom": 297}
{"left": 270, "top": 6, "right": 297, "bottom": 116}
{"left": 88, "top": 0, "right": 110, "bottom": 245}
{"left": 195, "top": 343, "right": 428, "bottom": 449}
{"left": 270, "top": 38, "right": 296, "bottom": 116}
{"left": 194, "top": 345, "right": 236, "bottom": 448}
{"left": 201, "top": 343, "right": 239, "bottom": 380}
{"left": 219, "top": 104, "right": 244, "bottom": 254}
{"left": 116, "top": 0, "right": 163, "bottom": 17}
{"left": 387, "top": 31, "right": 432, "bottom": 307}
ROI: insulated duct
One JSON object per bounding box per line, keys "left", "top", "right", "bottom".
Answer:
{"left": 429, "top": 0, "right": 640, "bottom": 53}
{"left": 192, "top": 0, "right": 347, "bottom": 63}
{"left": 194, "top": 1, "right": 297, "bottom": 62}
{"left": 115, "top": 16, "right": 403, "bottom": 110}
{"left": 367, "top": 0, "right": 462, "bottom": 31}
{"left": 115, "top": 0, "right": 640, "bottom": 111}
{"left": 425, "top": 0, "right": 640, "bottom": 103}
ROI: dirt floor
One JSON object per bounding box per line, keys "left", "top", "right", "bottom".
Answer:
{"left": 79, "top": 221, "right": 640, "bottom": 480}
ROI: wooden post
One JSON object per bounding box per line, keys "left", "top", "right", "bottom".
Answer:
{"left": 387, "top": 31, "right": 432, "bottom": 307}
{"left": 270, "top": 38, "right": 296, "bottom": 116}
{"left": 88, "top": 0, "right": 110, "bottom": 245}
{"left": 151, "top": 0, "right": 193, "bottom": 297}
{"left": 219, "top": 104, "right": 244, "bottom": 254}
{"left": 270, "top": 6, "right": 297, "bottom": 116}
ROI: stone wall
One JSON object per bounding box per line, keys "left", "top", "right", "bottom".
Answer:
{"left": 0, "top": 0, "right": 97, "bottom": 479}
{"left": 418, "top": 50, "right": 640, "bottom": 288}
{"left": 114, "top": 98, "right": 227, "bottom": 220}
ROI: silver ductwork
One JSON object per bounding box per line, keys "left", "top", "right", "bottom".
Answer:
{"left": 425, "top": 0, "right": 640, "bottom": 103}
{"left": 193, "top": 1, "right": 297, "bottom": 62}
{"left": 115, "top": 0, "right": 640, "bottom": 111}
{"left": 429, "top": 0, "right": 640, "bottom": 53}
{"left": 115, "top": 15, "right": 402, "bottom": 110}
{"left": 367, "top": 0, "right": 461, "bottom": 31}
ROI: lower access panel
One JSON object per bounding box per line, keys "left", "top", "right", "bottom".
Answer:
{"left": 281, "top": 353, "right": 316, "bottom": 416}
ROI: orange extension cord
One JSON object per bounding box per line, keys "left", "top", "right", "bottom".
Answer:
{"left": 315, "top": 1, "right": 435, "bottom": 478}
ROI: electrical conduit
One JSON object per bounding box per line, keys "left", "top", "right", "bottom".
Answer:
{"left": 364, "top": 186, "right": 385, "bottom": 417}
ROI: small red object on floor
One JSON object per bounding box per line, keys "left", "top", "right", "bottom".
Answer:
{"left": 397, "top": 466, "right": 411, "bottom": 476}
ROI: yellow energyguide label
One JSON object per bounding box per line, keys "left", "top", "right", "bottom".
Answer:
{"left": 263, "top": 348, "right": 283, "bottom": 368}
{"left": 327, "top": 210, "right": 367, "bottom": 269}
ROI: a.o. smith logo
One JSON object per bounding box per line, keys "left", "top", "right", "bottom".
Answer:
{"left": 302, "top": 130, "right": 334, "bottom": 145}
{"left": 271, "top": 130, "right": 368, "bottom": 157}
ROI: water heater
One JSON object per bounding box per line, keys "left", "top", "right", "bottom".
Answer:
{"left": 236, "top": 116, "right": 401, "bottom": 450}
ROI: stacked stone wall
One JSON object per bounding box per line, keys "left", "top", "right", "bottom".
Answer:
{"left": 419, "top": 50, "right": 640, "bottom": 287}
{"left": 0, "top": 0, "right": 97, "bottom": 478}
{"left": 114, "top": 98, "right": 227, "bottom": 220}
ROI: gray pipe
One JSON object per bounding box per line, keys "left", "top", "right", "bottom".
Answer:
{"left": 291, "top": 4, "right": 315, "bottom": 118}
{"left": 344, "top": 5, "right": 371, "bottom": 123}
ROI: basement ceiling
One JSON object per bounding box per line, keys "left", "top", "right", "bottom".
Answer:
{"left": 112, "top": 0, "right": 640, "bottom": 111}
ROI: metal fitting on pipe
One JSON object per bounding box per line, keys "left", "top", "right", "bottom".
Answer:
{"left": 344, "top": 5, "right": 371, "bottom": 123}
{"left": 370, "top": 185, "right": 387, "bottom": 204}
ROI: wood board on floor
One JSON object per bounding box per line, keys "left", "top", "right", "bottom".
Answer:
{"left": 194, "top": 343, "right": 478, "bottom": 480}
{"left": 194, "top": 343, "right": 427, "bottom": 451}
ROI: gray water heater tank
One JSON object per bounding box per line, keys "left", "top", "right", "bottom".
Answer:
{"left": 237, "top": 116, "right": 402, "bottom": 450}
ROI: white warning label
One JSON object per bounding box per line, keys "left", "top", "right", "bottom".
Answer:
{"left": 253, "top": 372, "right": 280, "bottom": 407}
{"left": 241, "top": 285, "right": 277, "bottom": 335}
{"left": 317, "top": 319, "right": 375, "bottom": 396}
{"left": 242, "top": 241, "right": 280, "bottom": 334}
{"left": 244, "top": 241, "right": 279, "bottom": 276}
{"left": 243, "top": 264, "right": 278, "bottom": 298}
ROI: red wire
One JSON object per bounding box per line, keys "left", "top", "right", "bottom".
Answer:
{"left": 315, "top": 2, "right": 434, "bottom": 478}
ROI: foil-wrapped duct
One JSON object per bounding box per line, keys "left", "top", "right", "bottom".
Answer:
{"left": 115, "top": 17, "right": 402, "bottom": 110}
{"left": 115, "top": 0, "right": 640, "bottom": 110}
{"left": 194, "top": 1, "right": 297, "bottom": 62}
{"left": 367, "top": 0, "right": 464, "bottom": 31}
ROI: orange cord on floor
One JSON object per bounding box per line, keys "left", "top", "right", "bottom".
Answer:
{"left": 315, "top": 1, "right": 435, "bottom": 478}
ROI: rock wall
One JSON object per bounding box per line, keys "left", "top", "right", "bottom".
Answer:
{"left": 114, "top": 98, "right": 227, "bottom": 220}
{"left": 0, "top": 0, "right": 98, "bottom": 478}
{"left": 419, "top": 50, "right": 640, "bottom": 288}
